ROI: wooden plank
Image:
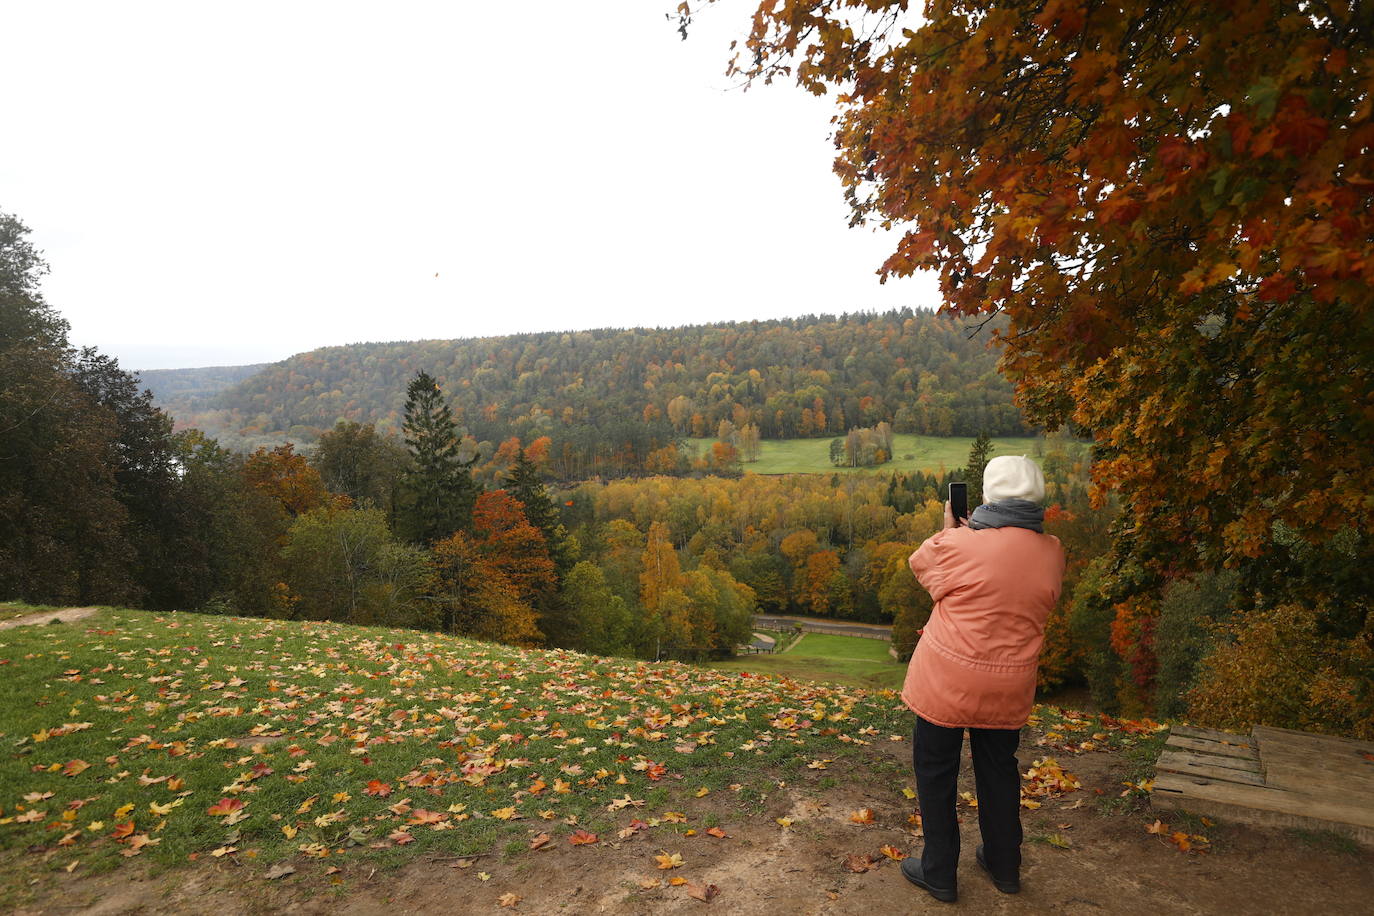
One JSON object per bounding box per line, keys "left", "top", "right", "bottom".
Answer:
{"left": 1155, "top": 750, "right": 1267, "bottom": 787}
{"left": 1166, "top": 733, "right": 1260, "bottom": 760}
{"left": 1157, "top": 747, "right": 1262, "bottom": 775}
{"left": 1253, "top": 724, "right": 1374, "bottom": 754}
{"left": 1152, "top": 773, "right": 1374, "bottom": 830}
{"left": 1257, "top": 741, "right": 1374, "bottom": 791}
{"left": 1172, "top": 724, "right": 1254, "bottom": 746}
{"left": 1159, "top": 747, "right": 1262, "bottom": 773}
{"left": 1152, "top": 782, "right": 1374, "bottom": 847}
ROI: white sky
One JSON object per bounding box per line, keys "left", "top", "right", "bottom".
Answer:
{"left": 2, "top": 1, "right": 939, "bottom": 371}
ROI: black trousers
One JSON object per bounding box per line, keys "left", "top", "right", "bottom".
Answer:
{"left": 912, "top": 714, "right": 1023, "bottom": 888}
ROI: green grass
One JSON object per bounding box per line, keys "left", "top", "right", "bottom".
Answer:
{"left": 0, "top": 607, "right": 912, "bottom": 901}
{"left": 706, "top": 632, "right": 906, "bottom": 691}
{"left": 685, "top": 434, "right": 1045, "bottom": 475}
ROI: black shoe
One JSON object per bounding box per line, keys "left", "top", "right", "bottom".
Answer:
{"left": 900, "top": 857, "right": 957, "bottom": 903}
{"left": 976, "top": 844, "right": 1020, "bottom": 894}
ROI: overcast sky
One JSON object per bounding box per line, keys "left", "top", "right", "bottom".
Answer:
{"left": 2, "top": 1, "right": 940, "bottom": 371}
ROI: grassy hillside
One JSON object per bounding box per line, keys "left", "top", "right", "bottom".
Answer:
{"left": 0, "top": 608, "right": 910, "bottom": 881}
{"left": 11, "top": 611, "right": 1355, "bottom": 915}
{"left": 686, "top": 433, "right": 1044, "bottom": 475}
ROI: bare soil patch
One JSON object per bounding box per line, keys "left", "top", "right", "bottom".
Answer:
{"left": 0, "top": 608, "right": 101, "bottom": 631}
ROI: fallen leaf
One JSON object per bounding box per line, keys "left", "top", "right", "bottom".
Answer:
{"left": 686, "top": 883, "right": 720, "bottom": 902}
{"left": 498, "top": 893, "right": 520, "bottom": 907}
{"left": 265, "top": 863, "right": 296, "bottom": 879}
{"left": 844, "top": 853, "right": 874, "bottom": 873}
{"left": 705, "top": 826, "right": 729, "bottom": 839}
{"left": 848, "top": 808, "right": 875, "bottom": 825}
{"left": 207, "top": 798, "right": 244, "bottom": 817}
{"left": 568, "top": 829, "right": 598, "bottom": 846}
{"left": 655, "top": 850, "right": 685, "bottom": 869}
{"left": 878, "top": 845, "right": 907, "bottom": 861}
{"left": 529, "top": 832, "right": 551, "bottom": 850}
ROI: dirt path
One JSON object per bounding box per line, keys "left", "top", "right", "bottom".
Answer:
{"left": 0, "top": 607, "right": 100, "bottom": 630}
{"left": 8, "top": 732, "right": 1371, "bottom": 915}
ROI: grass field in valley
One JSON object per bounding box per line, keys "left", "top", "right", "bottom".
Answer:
{"left": 685, "top": 434, "right": 1046, "bottom": 475}
{"left": 708, "top": 633, "right": 908, "bottom": 692}
{"left": 0, "top": 608, "right": 916, "bottom": 891}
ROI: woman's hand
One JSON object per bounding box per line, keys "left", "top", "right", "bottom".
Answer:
{"left": 943, "top": 500, "right": 967, "bottom": 530}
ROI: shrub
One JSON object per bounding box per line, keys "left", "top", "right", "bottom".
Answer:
{"left": 1153, "top": 570, "right": 1239, "bottom": 719}
{"left": 1186, "top": 602, "right": 1374, "bottom": 739}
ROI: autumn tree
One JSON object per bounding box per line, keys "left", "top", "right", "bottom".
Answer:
{"left": 559, "top": 561, "right": 634, "bottom": 656}
{"left": 640, "top": 520, "right": 685, "bottom": 616}
{"left": 312, "top": 420, "right": 408, "bottom": 513}
{"left": 396, "top": 371, "right": 479, "bottom": 543}
{"left": 429, "top": 530, "right": 542, "bottom": 645}
{"left": 0, "top": 213, "right": 134, "bottom": 604}
{"left": 243, "top": 444, "right": 340, "bottom": 520}
{"left": 282, "top": 506, "right": 429, "bottom": 626}
{"left": 686, "top": 0, "right": 1374, "bottom": 723}
{"left": 472, "top": 490, "right": 558, "bottom": 610}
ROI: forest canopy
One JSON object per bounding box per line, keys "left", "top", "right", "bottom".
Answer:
{"left": 143, "top": 310, "right": 1030, "bottom": 455}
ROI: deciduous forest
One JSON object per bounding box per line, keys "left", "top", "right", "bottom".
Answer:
{"left": 140, "top": 310, "right": 1030, "bottom": 460}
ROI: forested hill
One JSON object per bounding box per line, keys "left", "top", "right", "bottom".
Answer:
{"left": 137, "top": 363, "right": 269, "bottom": 408}
{"left": 155, "top": 310, "right": 1030, "bottom": 453}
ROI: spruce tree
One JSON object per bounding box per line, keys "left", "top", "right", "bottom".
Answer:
{"left": 397, "top": 371, "right": 478, "bottom": 543}
{"left": 505, "top": 451, "right": 572, "bottom": 578}
{"left": 965, "top": 431, "right": 994, "bottom": 506}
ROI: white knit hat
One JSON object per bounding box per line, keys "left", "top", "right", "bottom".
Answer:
{"left": 983, "top": 455, "right": 1046, "bottom": 504}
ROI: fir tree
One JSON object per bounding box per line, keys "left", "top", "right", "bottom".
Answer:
{"left": 965, "top": 431, "right": 994, "bottom": 506}
{"left": 504, "top": 451, "right": 573, "bottom": 578}
{"left": 396, "top": 371, "right": 478, "bottom": 543}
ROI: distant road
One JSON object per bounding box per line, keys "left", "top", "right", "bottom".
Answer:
{"left": 753, "top": 614, "right": 892, "bottom": 641}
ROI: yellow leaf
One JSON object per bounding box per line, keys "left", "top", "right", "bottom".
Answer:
{"left": 694, "top": 787, "right": 710, "bottom": 798}
{"left": 848, "top": 808, "right": 875, "bottom": 825}
{"left": 655, "top": 850, "right": 685, "bottom": 869}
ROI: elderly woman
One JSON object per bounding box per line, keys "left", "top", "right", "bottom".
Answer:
{"left": 899, "top": 455, "right": 1066, "bottom": 903}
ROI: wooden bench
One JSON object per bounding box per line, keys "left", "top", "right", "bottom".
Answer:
{"left": 1152, "top": 723, "right": 1374, "bottom": 845}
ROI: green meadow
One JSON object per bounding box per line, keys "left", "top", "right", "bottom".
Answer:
{"left": 685, "top": 434, "right": 1044, "bottom": 475}
{"left": 708, "top": 632, "right": 908, "bottom": 692}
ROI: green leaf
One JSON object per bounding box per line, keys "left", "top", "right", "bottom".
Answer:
{"left": 1245, "top": 77, "right": 1279, "bottom": 121}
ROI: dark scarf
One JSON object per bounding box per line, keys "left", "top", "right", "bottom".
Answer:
{"left": 968, "top": 498, "right": 1045, "bottom": 533}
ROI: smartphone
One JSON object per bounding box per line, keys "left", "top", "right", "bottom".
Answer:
{"left": 948, "top": 482, "right": 968, "bottom": 526}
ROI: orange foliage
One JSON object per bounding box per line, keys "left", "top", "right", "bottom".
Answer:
{"left": 472, "top": 491, "right": 556, "bottom": 606}
{"left": 242, "top": 444, "right": 343, "bottom": 518}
